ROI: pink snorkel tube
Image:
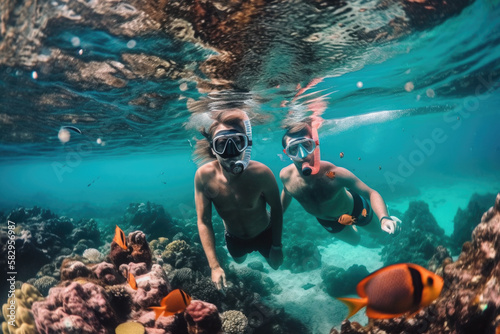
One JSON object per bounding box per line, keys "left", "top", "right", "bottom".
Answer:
{"left": 301, "top": 119, "right": 321, "bottom": 176}
{"left": 287, "top": 77, "right": 325, "bottom": 176}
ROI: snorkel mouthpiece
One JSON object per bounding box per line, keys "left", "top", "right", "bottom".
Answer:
{"left": 301, "top": 125, "right": 320, "bottom": 176}
{"left": 232, "top": 112, "right": 252, "bottom": 174}
{"left": 230, "top": 161, "right": 244, "bottom": 174}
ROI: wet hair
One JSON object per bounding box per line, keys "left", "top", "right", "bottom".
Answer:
{"left": 282, "top": 118, "right": 313, "bottom": 148}
{"left": 193, "top": 109, "right": 247, "bottom": 165}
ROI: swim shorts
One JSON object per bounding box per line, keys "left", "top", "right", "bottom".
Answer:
{"left": 225, "top": 225, "right": 273, "bottom": 259}
{"left": 316, "top": 190, "right": 373, "bottom": 233}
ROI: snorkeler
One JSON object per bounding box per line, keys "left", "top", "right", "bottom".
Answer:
{"left": 194, "top": 109, "right": 283, "bottom": 289}
{"left": 280, "top": 119, "right": 401, "bottom": 245}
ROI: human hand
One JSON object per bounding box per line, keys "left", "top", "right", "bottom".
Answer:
{"left": 381, "top": 216, "right": 401, "bottom": 234}
{"left": 211, "top": 266, "right": 227, "bottom": 290}
{"left": 268, "top": 246, "right": 284, "bottom": 270}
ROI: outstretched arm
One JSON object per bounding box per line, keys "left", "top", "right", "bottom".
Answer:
{"left": 194, "top": 169, "right": 226, "bottom": 289}
{"left": 338, "top": 168, "right": 400, "bottom": 234}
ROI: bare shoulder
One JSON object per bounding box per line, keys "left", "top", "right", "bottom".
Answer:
{"left": 247, "top": 160, "right": 272, "bottom": 175}
{"left": 195, "top": 161, "right": 218, "bottom": 182}
{"left": 279, "top": 164, "right": 294, "bottom": 181}
{"left": 320, "top": 160, "right": 336, "bottom": 172}
{"left": 331, "top": 166, "right": 357, "bottom": 180}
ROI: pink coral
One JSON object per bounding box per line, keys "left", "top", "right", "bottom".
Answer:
{"left": 94, "top": 261, "right": 123, "bottom": 285}
{"left": 185, "top": 300, "right": 222, "bottom": 334}
{"left": 126, "top": 264, "right": 171, "bottom": 316}
{"left": 32, "top": 282, "right": 117, "bottom": 334}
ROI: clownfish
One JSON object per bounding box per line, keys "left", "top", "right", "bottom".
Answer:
{"left": 113, "top": 225, "right": 128, "bottom": 250}
{"left": 325, "top": 171, "right": 335, "bottom": 179}
{"left": 337, "top": 263, "right": 443, "bottom": 319}
{"left": 150, "top": 289, "right": 192, "bottom": 320}
{"left": 340, "top": 152, "right": 344, "bottom": 158}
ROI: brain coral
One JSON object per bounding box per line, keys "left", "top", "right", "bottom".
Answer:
{"left": 2, "top": 283, "right": 44, "bottom": 334}
{"left": 221, "top": 310, "right": 249, "bottom": 334}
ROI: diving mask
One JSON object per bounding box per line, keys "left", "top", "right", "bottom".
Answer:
{"left": 283, "top": 137, "right": 318, "bottom": 160}
{"left": 212, "top": 130, "right": 250, "bottom": 158}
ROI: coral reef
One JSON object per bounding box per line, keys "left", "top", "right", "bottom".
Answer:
{"left": 282, "top": 241, "right": 322, "bottom": 273}
{"left": 83, "top": 248, "right": 104, "bottom": 262}
{"left": 184, "top": 300, "right": 222, "bottom": 334}
{"left": 60, "top": 259, "right": 94, "bottom": 281}
{"left": 0, "top": 207, "right": 102, "bottom": 300}
{"left": 0, "top": 205, "right": 310, "bottom": 334}
{"left": 32, "top": 281, "right": 118, "bottom": 334}
{"left": 221, "top": 310, "right": 249, "bottom": 334}
{"left": 162, "top": 240, "right": 193, "bottom": 269}
{"left": 1, "top": 283, "right": 44, "bottom": 334}
{"left": 331, "top": 193, "right": 500, "bottom": 334}
{"left": 380, "top": 201, "right": 450, "bottom": 267}
{"left": 232, "top": 267, "right": 279, "bottom": 297}
{"left": 115, "top": 321, "right": 145, "bottom": 334}
{"left": 30, "top": 276, "right": 58, "bottom": 296}
{"left": 110, "top": 230, "right": 153, "bottom": 269}
{"left": 451, "top": 192, "right": 496, "bottom": 254}
{"left": 321, "top": 265, "right": 369, "bottom": 298}
{"left": 125, "top": 263, "right": 171, "bottom": 315}
{"left": 95, "top": 262, "right": 124, "bottom": 285}
{"left": 125, "top": 202, "right": 180, "bottom": 240}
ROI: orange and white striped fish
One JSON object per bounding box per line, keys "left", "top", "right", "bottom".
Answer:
{"left": 337, "top": 263, "right": 444, "bottom": 319}
{"left": 113, "top": 225, "right": 128, "bottom": 250}
{"left": 150, "top": 289, "right": 192, "bottom": 320}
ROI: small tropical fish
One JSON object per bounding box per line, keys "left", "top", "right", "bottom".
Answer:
{"left": 339, "top": 152, "right": 344, "bottom": 158}
{"left": 62, "top": 126, "right": 82, "bottom": 134}
{"left": 325, "top": 171, "right": 335, "bottom": 179}
{"left": 361, "top": 208, "right": 367, "bottom": 218}
{"left": 338, "top": 214, "right": 356, "bottom": 226}
{"left": 150, "top": 289, "right": 192, "bottom": 320}
{"left": 337, "top": 263, "right": 444, "bottom": 319}
{"left": 113, "top": 225, "right": 128, "bottom": 250}
{"left": 127, "top": 271, "right": 137, "bottom": 290}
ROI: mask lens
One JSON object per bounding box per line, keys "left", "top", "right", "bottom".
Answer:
{"left": 288, "top": 143, "right": 299, "bottom": 156}
{"left": 212, "top": 132, "right": 248, "bottom": 156}
{"left": 301, "top": 140, "right": 314, "bottom": 153}
{"left": 214, "top": 137, "right": 228, "bottom": 154}
{"left": 285, "top": 138, "right": 316, "bottom": 158}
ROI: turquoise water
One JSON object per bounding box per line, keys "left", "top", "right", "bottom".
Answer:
{"left": 1, "top": 0, "right": 500, "bottom": 332}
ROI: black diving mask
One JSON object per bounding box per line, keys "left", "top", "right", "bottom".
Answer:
{"left": 211, "top": 130, "right": 249, "bottom": 158}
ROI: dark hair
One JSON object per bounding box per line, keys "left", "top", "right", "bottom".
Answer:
{"left": 193, "top": 109, "right": 247, "bottom": 165}
{"left": 282, "top": 119, "right": 313, "bottom": 148}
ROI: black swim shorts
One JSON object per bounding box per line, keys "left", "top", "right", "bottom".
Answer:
{"left": 316, "top": 190, "right": 373, "bottom": 233}
{"left": 225, "top": 226, "right": 273, "bottom": 259}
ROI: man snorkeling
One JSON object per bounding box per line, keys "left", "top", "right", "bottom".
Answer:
{"left": 280, "top": 119, "right": 401, "bottom": 245}
{"left": 194, "top": 109, "right": 283, "bottom": 289}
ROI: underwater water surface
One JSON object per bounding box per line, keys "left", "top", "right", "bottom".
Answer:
{"left": 1, "top": 0, "right": 500, "bottom": 333}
